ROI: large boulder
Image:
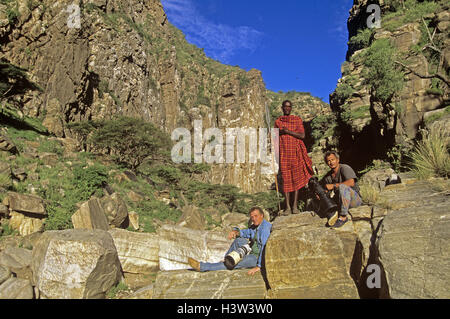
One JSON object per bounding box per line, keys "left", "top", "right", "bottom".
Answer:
{"left": 99, "top": 193, "right": 128, "bottom": 228}
{"left": 176, "top": 205, "right": 207, "bottom": 230}
{"left": 152, "top": 269, "right": 267, "bottom": 299}
{"left": 2, "top": 192, "right": 47, "bottom": 236}
{"left": 0, "top": 265, "right": 10, "bottom": 285}
{"left": 264, "top": 213, "right": 361, "bottom": 298}
{"left": 108, "top": 228, "right": 159, "bottom": 274}
{"left": 0, "top": 246, "right": 33, "bottom": 280}
{"left": 8, "top": 212, "right": 44, "bottom": 236}
{"left": 71, "top": 197, "right": 109, "bottom": 231}
{"left": 32, "top": 229, "right": 122, "bottom": 299}
{"left": 157, "top": 224, "right": 232, "bottom": 271}
{"left": 376, "top": 178, "right": 450, "bottom": 299}
{"left": 0, "top": 277, "right": 33, "bottom": 299}
{"left": 2, "top": 192, "right": 46, "bottom": 216}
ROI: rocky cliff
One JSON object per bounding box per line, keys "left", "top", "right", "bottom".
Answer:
{"left": 330, "top": 0, "right": 449, "bottom": 172}
{"left": 0, "top": 0, "right": 282, "bottom": 193}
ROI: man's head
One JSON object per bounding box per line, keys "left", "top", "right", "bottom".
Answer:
{"left": 249, "top": 207, "right": 265, "bottom": 226}
{"left": 281, "top": 100, "right": 292, "bottom": 116}
{"left": 324, "top": 150, "right": 340, "bottom": 170}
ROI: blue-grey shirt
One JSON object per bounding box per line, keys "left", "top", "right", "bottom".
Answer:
{"left": 236, "top": 219, "right": 272, "bottom": 268}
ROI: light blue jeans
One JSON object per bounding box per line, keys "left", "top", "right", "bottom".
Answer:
{"left": 337, "top": 184, "right": 362, "bottom": 217}
{"left": 199, "top": 237, "right": 258, "bottom": 272}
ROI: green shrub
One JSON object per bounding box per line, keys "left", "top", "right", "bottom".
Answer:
{"left": 71, "top": 163, "right": 109, "bottom": 200}
{"left": 335, "top": 82, "right": 354, "bottom": 102}
{"left": 0, "top": 59, "right": 42, "bottom": 97}
{"left": 349, "top": 28, "right": 374, "bottom": 51}
{"left": 107, "top": 282, "right": 129, "bottom": 299}
{"left": 311, "top": 114, "right": 337, "bottom": 142}
{"left": 410, "top": 124, "right": 450, "bottom": 179}
{"left": 361, "top": 39, "right": 404, "bottom": 105}
{"left": 87, "top": 116, "right": 172, "bottom": 171}
{"left": 39, "top": 162, "right": 109, "bottom": 231}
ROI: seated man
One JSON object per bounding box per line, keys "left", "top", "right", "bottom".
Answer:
{"left": 319, "top": 150, "right": 362, "bottom": 228}
{"left": 188, "top": 207, "right": 272, "bottom": 276}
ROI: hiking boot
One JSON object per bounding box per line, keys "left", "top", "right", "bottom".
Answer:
{"left": 188, "top": 257, "right": 201, "bottom": 272}
{"left": 327, "top": 210, "right": 338, "bottom": 227}
{"left": 331, "top": 217, "right": 348, "bottom": 228}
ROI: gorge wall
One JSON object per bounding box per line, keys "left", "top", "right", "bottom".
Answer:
{"left": 1, "top": 0, "right": 326, "bottom": 194}
{"left": 330, "top": 0, "right": 449, "bottom": 172}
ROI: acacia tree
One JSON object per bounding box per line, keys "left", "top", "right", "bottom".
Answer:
{"left": 88, "top": 116, "right": 171, "bottom": 171}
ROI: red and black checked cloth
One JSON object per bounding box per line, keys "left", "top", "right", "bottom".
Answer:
{"left": 275, "top": 115, "right": 313, "bottom": 193}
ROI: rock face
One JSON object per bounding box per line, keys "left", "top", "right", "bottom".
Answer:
{"left": 264, "top": 213, "right": 361, "bottom": 299}
{"left": 0, "top": 0, "right": 278, "bottom": 193}
{"left": 32, "top": 229, "right": 122, "bottom": 299}
{"left": 152, "top": 269, "right": 267, "bottom": 299}
{"left": 157, "top": 224, "right": 231, "bottom": 271}
{"left": 330, "top": 0, "right": 449, "bottom": 171}
{"left": 375, "top": 178, "right": 450, "bottom": 299}
{"left": 108, "top": 228, "right": 159, "bottom": 274}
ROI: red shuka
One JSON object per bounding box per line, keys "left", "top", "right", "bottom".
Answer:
{"left": 275, "top": 115, "right": 313, "bottom": 193}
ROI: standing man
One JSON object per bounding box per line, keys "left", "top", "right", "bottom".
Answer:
{"left": 320, "top": 151, "right": 362, "bottom": 228}
{"left": 188, "top": 207, "right": 272, "bottom": 276}
{"left": 275, "top": 100, "right": 314, "bottom": 215}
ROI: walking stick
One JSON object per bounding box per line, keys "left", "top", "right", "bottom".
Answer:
{"left": 265, "top": 103, "right": 282, "bottom": 214}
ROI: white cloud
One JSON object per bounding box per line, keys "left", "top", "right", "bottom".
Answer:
{"left": 161, "top": 0, "right": 263, "bottom": 63}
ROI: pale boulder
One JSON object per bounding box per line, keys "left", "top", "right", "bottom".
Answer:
{"left": 157, "top": 224, "right": 231, "bottom": 271}
{"left": 152, "top": 269, "right": 266, "bottom": 299}
{"left": 32, "top": 229, "right": 122, "bottom": 299}
{"left": 71, "top": 197, "right": 109, "bottom": 230}
{"left": 264, "top": 213, "right": 361, "bottom": 299}
{"left": 108, "top": 228, "right": 159, "bottom": 274}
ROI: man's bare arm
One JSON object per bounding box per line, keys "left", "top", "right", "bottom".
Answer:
{"left": 325, "top": 178, "right": 355, "bottom": 191}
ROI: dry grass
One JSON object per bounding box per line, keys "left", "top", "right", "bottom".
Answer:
{"left": 359, "top": 183, "right": 380, "bottom": 206}
{"left": 410, "top": 124, "right": 450, "bottom": 180}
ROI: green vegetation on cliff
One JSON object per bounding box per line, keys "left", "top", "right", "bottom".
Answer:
{"left": 361, "top": 38, "right": 405, "bottom": 105}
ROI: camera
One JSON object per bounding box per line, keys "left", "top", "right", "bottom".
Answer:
{"left": 224, "top": 243, "right": 252, "bottom": 270}
{"left": 308, "top": 177, "right": 338, "bottom": 218}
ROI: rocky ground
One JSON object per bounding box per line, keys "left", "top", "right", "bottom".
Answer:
{"left": 1, "top": 166, "right": 448, "bottom": 299}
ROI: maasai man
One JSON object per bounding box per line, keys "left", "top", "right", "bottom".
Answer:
{"left": 275, "top": 100, "right": 314, "bottom": 215}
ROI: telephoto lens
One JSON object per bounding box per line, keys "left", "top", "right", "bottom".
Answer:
{"left": 308, "top": 177, "right": 338, "bottom": 218}
{"left": 224, "top": 244, "right": 252, "bottom": 270}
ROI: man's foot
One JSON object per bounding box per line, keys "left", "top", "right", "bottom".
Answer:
{"left": 292, "top": 208, "right": 300, "bottom": 214}
{"left": 188, "top": 257, "right": 201, "bottom": 271}
{"left": 327, "top": 210, "right": 339, "bottom": 227}
{"left": 331, "top": 217, "right": 348, "bottom": 228}
{"left": 280, "top": 208, "right": 291, "bottom": 216}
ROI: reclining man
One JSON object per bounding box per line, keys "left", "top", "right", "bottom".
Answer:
{"left": 188, "top": 207, "right": 272, "bottom": 276}
{"left": 318, "top": 150, "right": 362, "bottom": 228}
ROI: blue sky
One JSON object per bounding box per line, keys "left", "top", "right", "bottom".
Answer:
{"left": 161, "top": 0, "right": 354, "bottom": 103}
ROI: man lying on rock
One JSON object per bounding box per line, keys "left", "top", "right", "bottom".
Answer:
{"left": 188, "top": 207, "right": 272, "bottom": 276}
{"left": 317, "top": 150, "right": 362, "bottom": 228}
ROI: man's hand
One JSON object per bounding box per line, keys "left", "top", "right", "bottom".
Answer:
{"left": 248, "top": 267, "right": 260, "bottom": 276}
{"left": 227, "top": 230, "right": 239, "bottom": 240}
{"left": 325, "top": 184, "right": 335, "bottom": 191}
